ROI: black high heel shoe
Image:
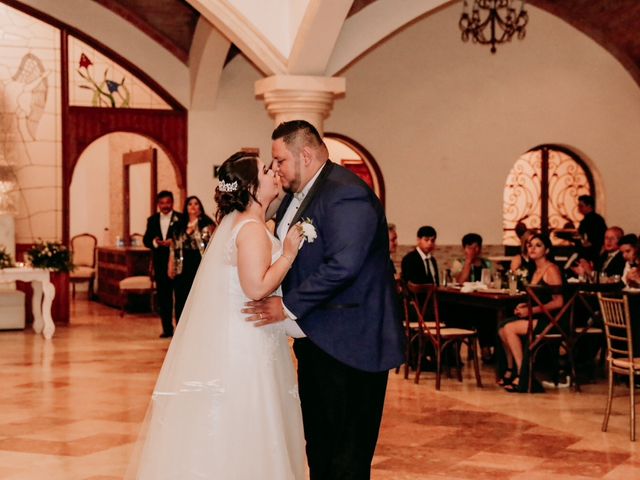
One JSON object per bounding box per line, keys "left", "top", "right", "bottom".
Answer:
{"left": 497, "top": 368, "right": 514, "bottom": 387}
{"left": 504, "top": 375, "right": 521, "bottom": 392}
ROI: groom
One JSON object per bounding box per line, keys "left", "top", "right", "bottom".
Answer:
{"left": 246, "top": 120, "right": 404, "bottom": 479}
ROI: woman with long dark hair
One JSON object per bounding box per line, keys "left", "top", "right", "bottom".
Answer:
{"left": 498, "top": 232, "right": 564, "bottom": 392}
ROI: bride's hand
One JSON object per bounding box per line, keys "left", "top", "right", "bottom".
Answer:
{"left": 283, "top": 225, "right": 304, "bottom": 259}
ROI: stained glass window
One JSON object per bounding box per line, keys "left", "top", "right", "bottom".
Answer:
{"left": 0, "top": 3, "right": 62, "bottom": 243}
{"left": 503, "top": 145, "right": 594, "bottom": 245}
{"left": 68, "top": 36, "right": 170, "bottom": 109}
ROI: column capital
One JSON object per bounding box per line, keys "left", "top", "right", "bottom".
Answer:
{"left": 255, "top": 75, "right": 346, "bottom": 135}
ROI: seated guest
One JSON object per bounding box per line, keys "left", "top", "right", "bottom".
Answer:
{"left": 452, "top": 233, "right": 492, "bottom": 283}
{"left": 401, "top": 226, "right": 438, "bottom": 285}
{"left": 620, "top": 234, "right": 640, "bottom": 287}
{"left": 577, "top": 194, "right": 607, "bottom": 263}
{"left": 510, "top": 229, "right": 535, "bottom": 281}
{"left": 498, "top": 233, "right": 564, "bottom": 392}
{"left": 572, "top": 226, "right": 625, "bottom": 280}
{"left": 451, "top": 233, "right": 494, "bottom": 362}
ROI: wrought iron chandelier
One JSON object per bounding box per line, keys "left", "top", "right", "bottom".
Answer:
{"left": 459, "top": 0, "right": 529, "bottom": 54}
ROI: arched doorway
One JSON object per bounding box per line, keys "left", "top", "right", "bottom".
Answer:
{"left": 324, "top": 133, "right": 386, "bottom": 207}
{"left": 70, "top": 132, "right": 183, "bottom": 247}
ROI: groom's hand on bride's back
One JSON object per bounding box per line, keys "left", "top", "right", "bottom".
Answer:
{"left": 243, "top": 297, "right": 287, "bottom": 327}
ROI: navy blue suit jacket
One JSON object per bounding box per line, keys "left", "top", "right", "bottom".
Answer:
{"left": 276, "top": 161, "right": 404, "bottom": 372}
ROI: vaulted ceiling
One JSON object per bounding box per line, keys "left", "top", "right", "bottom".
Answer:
{"left": 92, "top": 0, "right": 640, "bottom": 85}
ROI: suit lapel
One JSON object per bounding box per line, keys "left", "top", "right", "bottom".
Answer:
{"left": 274, "top": 194, "right": 293, "bottom": 239}
{"left": 290, "top": 161, "right": 334, "bottom": 227}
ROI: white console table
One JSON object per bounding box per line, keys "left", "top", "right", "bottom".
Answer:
{"left": 0, "top": 267, "right": 55, "bottom": 339}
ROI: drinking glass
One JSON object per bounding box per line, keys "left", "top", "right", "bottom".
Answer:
{"left": 508, "top": 272, "right": 518, "bottom": 295}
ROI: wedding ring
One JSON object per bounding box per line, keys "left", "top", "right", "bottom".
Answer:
{"left": 259, "top": 313, "right": 263, "bottom": 319}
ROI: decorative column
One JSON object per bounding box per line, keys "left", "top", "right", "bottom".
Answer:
{"left": 255, "top": 75, "right": 346, "bottom": 135}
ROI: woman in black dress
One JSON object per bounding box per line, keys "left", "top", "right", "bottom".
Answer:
{"left": 497, "top": 233, "right": 564, "bottom": 392}
{"left": 169, "top": 196, "right": 216, "bottom": 321}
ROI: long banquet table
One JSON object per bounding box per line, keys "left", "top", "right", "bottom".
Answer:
{"left": 437, "top": 286, "right": 526, "bottom": 327}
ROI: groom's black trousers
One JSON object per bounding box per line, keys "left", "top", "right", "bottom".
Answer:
{"left": 294, "top": 338, "right": 388, "bottom": 480}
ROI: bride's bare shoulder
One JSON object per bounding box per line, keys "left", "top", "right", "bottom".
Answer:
{"left": 234, "top": 214, "right": 269, "bottom": 245}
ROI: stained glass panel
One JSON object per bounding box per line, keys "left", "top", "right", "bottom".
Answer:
{"left": 68, "top": 36, "right": 170, "bottom": 109}
{"left": 0, "top": 3, "right": 62, "bottom": 243}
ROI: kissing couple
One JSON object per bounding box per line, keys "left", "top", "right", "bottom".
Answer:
{"left": 127, "top": 120, "right": 404, "bottom": 480}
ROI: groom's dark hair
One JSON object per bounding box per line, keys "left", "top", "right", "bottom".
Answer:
{"left": 272, "top": 120, "right": 324, "bottom": 151}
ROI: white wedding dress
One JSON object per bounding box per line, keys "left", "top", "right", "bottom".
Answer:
{"left": 126, "top": 211, "right": 306, "bottom": 479}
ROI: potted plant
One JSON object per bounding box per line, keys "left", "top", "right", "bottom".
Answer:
{"left": 26, "top": 240, "right": 73, "bottom": 324}
{"left": 0, "top": 246, "right": 14, "bottom": 269}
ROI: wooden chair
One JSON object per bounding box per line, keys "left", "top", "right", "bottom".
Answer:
{"left": 396, "top": 280, "right": 435, "bottom": 379}
{"left": 524, "top": 285, "right": 572, "bottom": 392}
{"left": 568, "top": 289, "right": 607, "bottom": 381}
{"left": 598, "top": 293, "right": 637, "bottom": 441}
{"left": 119, "top": 261, "right": 155, "bottom": 316}
{"left": 524, "top": 285, "right": 605, "bottom": 392}
{"left": 69, "top": 233, "right": 97, "bottom": 299}
{"left": 406, "top": 282, "right": 482, "bottom": 389}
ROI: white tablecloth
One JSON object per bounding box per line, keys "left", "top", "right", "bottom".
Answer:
{"left": 0, "top": 267, "right": 55, "bottom": 339}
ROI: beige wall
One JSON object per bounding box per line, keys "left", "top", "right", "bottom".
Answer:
{"left": 187, "top": 56, "right": 274, "bottom": 219}
{"left": 186, "top": 5, "right": 640, "bottom": 249}
{"left": 327, "top": 4, "right": 640, "bottom": 245}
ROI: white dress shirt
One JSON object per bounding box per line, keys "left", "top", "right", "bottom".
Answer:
{"left": 416, "top": 247, "right": 436, "bottom": 283}
{"left": 277, "top": 163, "right": 327, "bottom": 338}
{"left": 152, "top": 211, "right": 173, "bottom": 248}
{"left": 159, "top": 212, "right": 172, "bottom": 240}
{"left": 276, "top": 164, "right": 325, "bottom": 241}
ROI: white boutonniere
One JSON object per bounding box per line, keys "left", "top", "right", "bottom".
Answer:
{"left": 170, "top": 214, "right": 179, "bottom": 225}
{"left": 298, "top": 217, "right": 317, "bottom": 244}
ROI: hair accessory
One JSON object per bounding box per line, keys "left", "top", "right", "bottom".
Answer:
{"left": 218, "top": 179, "right": 238, "bottom": 193}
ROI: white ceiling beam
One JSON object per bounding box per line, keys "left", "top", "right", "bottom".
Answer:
{"left": 189, "top": 18, "right": 230, "bottom": 110}
{"left": 287, "top": 0, "right": 354, "bottom": 75}
{"left": 187, "top": 0, "right": 288, "bottom": 75}
{"left": 325, "top": 0, "right": 451, "bottom": 76}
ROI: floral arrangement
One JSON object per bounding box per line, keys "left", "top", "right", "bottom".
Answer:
{"left": 26, "top": 240, "right": 73, "bottom": 272}
{"left": 0, "top": 246, "right": 14, "bottom": 269}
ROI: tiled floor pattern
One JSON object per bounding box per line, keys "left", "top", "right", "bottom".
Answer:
{"left": 0, "top": 299, "right": 639, "bottom": 479}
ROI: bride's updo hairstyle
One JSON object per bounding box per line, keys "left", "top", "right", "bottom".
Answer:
{"left": 215, "top": 151, "right": 261, "bottom": 223}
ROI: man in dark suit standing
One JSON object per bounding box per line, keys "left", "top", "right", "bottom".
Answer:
{"left": 577, "top": 194, "right": 607, "bottom": 263}
{"left": 246, "top": 120, "right": 404, "bottom": 480}
{"left": 143, "top": 190, "right": 182, "bottom": 338}
{"left": 401, "top": 225, "right": 439, "bottom": 286}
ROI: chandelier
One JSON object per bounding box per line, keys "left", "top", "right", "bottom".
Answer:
{"left": 459, "top": 0, "right": 529, "bottom": 54}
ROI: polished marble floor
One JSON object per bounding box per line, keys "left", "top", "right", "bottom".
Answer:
{"left": 0, "top": 298, "right": 639, "bottom": 479}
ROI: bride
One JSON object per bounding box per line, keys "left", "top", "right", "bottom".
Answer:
{"left": 127, "top": 151, "right": 306, "bottom": 479}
